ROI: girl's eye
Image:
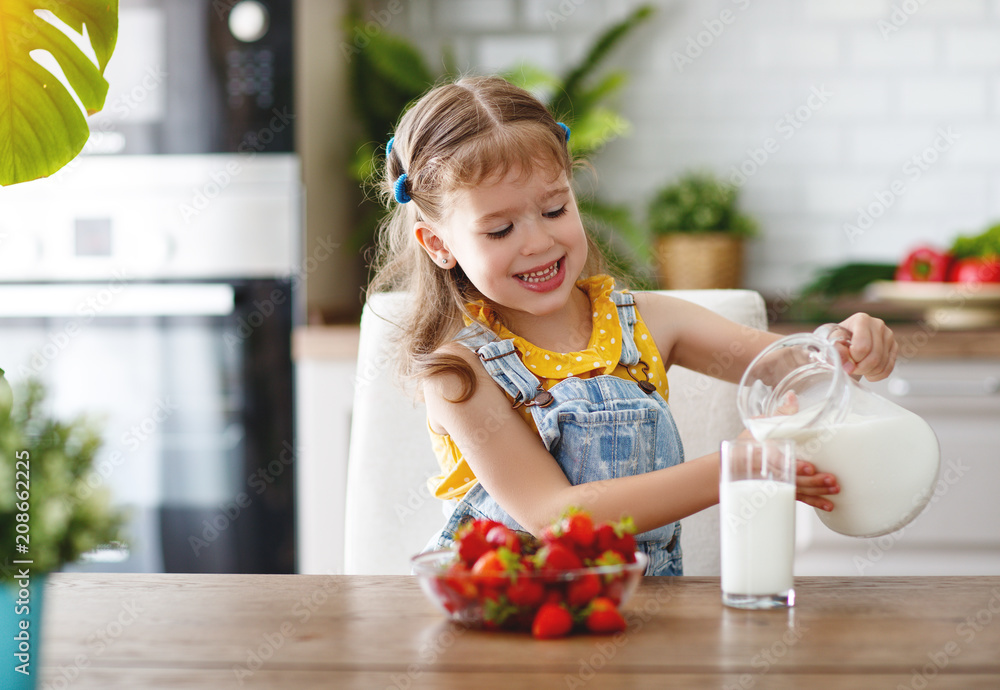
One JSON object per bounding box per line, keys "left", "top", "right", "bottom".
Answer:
{"left": 486, "top": 225, "right": 513, "bottom": 240}
{"left": 544, "top": 205, "right": 568, "bottom": 219}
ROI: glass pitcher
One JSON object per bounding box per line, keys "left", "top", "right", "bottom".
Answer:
{"left": 736, "top": 324, "right": 941, "bottom": 538}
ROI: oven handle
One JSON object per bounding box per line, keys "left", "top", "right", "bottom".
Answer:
{"left": 0, "top": 284, "right": 235, "bottom": 317}
{"left": 886, "top": 376, "right": 1000, "bottom": 397}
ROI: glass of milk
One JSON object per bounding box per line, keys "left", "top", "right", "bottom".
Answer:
{"left": 720, "top": 438, "right": 797, "bottom": 609}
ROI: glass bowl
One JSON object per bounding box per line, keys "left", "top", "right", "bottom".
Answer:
{"left": 411, "top": 549, "right": 648, "bottom": 630}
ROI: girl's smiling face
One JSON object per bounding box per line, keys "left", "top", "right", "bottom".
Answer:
{"left": 415, "top": 165, "right": 588, "bottom": 322}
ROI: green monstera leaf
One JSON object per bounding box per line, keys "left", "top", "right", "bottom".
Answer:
{"left": 0, "top": 0, "right": 119, "bottom": 186}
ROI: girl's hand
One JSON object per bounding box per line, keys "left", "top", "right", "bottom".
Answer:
{"left": 796, "top": 460, "right": 839, "bottom": 511}
{"left": 835, "top": 313, "right": 898, "bottom": 381}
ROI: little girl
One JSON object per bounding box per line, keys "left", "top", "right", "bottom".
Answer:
{"left": 368, "top": 75, "right": 898, "bottom": 575}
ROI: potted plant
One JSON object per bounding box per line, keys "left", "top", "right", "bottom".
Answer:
{"left": 647, "top": 171, "right": 759, "bottom": 289}
{"left": 1, "top": 369, "right": 126, "bottom": 688}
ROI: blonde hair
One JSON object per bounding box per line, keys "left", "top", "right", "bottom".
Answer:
{"left": 367, "top": 75, "right": 612, "bottom": 401}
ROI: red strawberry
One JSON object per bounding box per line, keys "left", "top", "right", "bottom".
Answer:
{"left": 535, "top": 542, "right": 583, "bottom": 572}
{"left": 455, "top": 519, "right": 499, "bottom": 566}
{"left": 486, "top": 524, "right": 521, "bottom": 553}
{"left": 505, "top": 577, "right": 545, "bottom": 608}
{"left": 594, "top": 518, "right": 637, "bottom": 561}
{"left": 471, "top": 547, "right": 521, "bottom": 588}
{"left": 532, "top": 603, "right": 573, "bottom": 639}
{"left": 442, "top": 561, "right": 477, "bottom": 600}
{"left": 561, "top": 512, "right": 595, "bottom": 550}
{"left": 566, "top": 572, "right": 602, "bottom": 608}
{"left": 585, "top": 597, "right": 626, "bottom": 634}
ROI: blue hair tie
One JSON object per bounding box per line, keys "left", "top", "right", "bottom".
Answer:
{"left": 385, "top": 136, "right": 395, "bottom": 158}
{"left": 557, "top": 122, "right": 570, "bottom": 143}
{"left": 393, "top": 173, "right": 411, "bottom": 204}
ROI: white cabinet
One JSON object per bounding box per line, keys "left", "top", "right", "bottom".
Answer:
{"left": 795, "top": 358, "right": 1000, "bottom": 576}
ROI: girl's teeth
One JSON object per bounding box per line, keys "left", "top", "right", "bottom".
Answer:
{"left": 519, "top": 261, "right": 559, "bottom": 283}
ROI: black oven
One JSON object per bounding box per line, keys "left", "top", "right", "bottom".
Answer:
{"left": 87, "top": 0, "right": 294, "bottom": 156}
{"left": 0, "top": 154, "right": 301, "bottom": 574}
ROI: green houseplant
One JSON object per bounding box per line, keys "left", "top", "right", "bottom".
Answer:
{"left": 345, "top": 3, "right": 656, "bottom": 287}
{"left": 647, "top": 171, "right": 759, "bottom": 289}
{"left": 0, "top": 369, "right": 125, "bottom": 689}
{"left": 0, "top": 0, "right": 119, "bottom": 186}
{"left": 1, "top": 369, "right": 126, "bottom": 687}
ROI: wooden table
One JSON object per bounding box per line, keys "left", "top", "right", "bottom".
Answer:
{"left": 40, "top": 574, "right": 1000, "bottom": 689}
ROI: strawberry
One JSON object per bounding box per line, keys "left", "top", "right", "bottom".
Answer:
{"left": 455, "top": 519, "right": 499, "bottom": 566}
{"left": 486, "top": 524, "right": 521, "bottom": 554}
{"left": 566, "top": 572, "right": 602, "bottom": 608}
{"left": 505, "top": 577, "right": 545, "bottom": 608}
{"left": 585, "top": 597, "right": 627, "bottom": 634}
{"left": 594, "top": 517, "right": 637, "bottom": 561}
{"left": 442, "top": 560, "right": 478, "bottom": 600}
{"left": 534, "top": 542, "right": 583, "bottom": 572}
{"left": 532, "top": 603, "right": 573, "bottom": 639}
{"left": 471, "top": 546, "right": 521, "bottom": 588}
{"left": 482, "top": 593, "right": 518, "bottom": 629}
{"left": 561, "top": 512, "right": 595, "bottom": 551}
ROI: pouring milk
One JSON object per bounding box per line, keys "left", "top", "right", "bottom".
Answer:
{"left": 737, "top": 326, "right": 941, "bottom": 538}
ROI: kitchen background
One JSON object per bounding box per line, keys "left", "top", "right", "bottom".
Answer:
{"left": 298, "top": 0, "right": 1000, "bottom": 577}
{"left": 2, "top": 0, "right": 997, "bottom": 577}
{"left": 305, "top": 0, "right": 1000, "bottom": 317}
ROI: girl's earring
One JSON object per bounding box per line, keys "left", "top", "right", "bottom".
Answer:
{"left": 440, "top": 257, "right": 449, "bottom": 265}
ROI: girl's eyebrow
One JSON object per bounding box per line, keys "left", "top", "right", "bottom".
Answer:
{"left": 474, "top": 186, "right": 571, "bottom": 227}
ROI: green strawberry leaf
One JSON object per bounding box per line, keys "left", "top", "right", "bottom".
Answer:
{"left": 0, "top": 0, "right": 119, "bottom": 186}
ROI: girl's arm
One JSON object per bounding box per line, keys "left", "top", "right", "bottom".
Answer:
{"left": 423, "top": 344, "right": 720, "bottom": 536}
{"left": 632, "top": 292, "right": 898, "bottom": 383}
{"left": 424, "top": 344, "right": 839, "bottom": 535}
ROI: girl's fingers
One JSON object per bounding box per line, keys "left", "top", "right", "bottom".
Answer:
{"left": 797, "top": 493, "right": 836, "bottom": 512}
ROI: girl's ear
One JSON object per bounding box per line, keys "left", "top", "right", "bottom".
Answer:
{"left": 414, "top": 222, "right": 450, "bottom": 262}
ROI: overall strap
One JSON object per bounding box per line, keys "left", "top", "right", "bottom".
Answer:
{"left": 610, "top": 290, "right": 641, "bottom": 367}
{"left": 454, "top": 323, "right": 546, "bottom": 406}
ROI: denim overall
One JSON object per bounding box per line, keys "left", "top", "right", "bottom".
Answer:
{"left": 426, "top": 290, "right": 684, "bottom": 575}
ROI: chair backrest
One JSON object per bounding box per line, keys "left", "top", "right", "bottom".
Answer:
{"left": 343, "top": 290, "right": 767, "bottom": 575}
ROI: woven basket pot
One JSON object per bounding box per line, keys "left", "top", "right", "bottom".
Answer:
{"left": 655, "top": 233, "right": 745, "bottom": 290}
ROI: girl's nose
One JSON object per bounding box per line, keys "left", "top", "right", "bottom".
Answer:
{"left": 521, "top": 220, "right": 556, "bottom": 255}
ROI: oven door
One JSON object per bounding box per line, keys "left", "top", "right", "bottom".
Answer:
{"left": 0, "top": 279, "right": 295, "bottom": 573}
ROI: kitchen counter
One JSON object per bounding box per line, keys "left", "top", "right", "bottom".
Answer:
{"left": 39, "top": 573, "right": 1000, "bottom": 688}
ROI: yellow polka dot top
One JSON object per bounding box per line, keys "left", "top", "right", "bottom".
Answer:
{"left": 426, "top": 275, "right": 669, "bottom": 501}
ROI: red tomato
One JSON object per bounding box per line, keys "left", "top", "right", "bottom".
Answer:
{"left": 947, "top": 257, "right": 1000, "bottom": 283}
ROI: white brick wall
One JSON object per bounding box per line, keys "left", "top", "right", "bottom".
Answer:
{"left": 372, "top": 0, "right": 1000, "bottom": 294}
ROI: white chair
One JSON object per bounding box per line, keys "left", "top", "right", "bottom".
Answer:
{"left": 343, "top": 290, "right": 768, "bottom": 575}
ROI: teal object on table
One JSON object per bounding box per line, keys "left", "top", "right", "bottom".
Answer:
{"left": 1, "top": 573, "right": 46, "bottom": 690}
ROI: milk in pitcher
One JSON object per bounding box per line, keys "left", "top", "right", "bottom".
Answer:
{"left": 748, "top": 407, "right": 940, "bottom": 537}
